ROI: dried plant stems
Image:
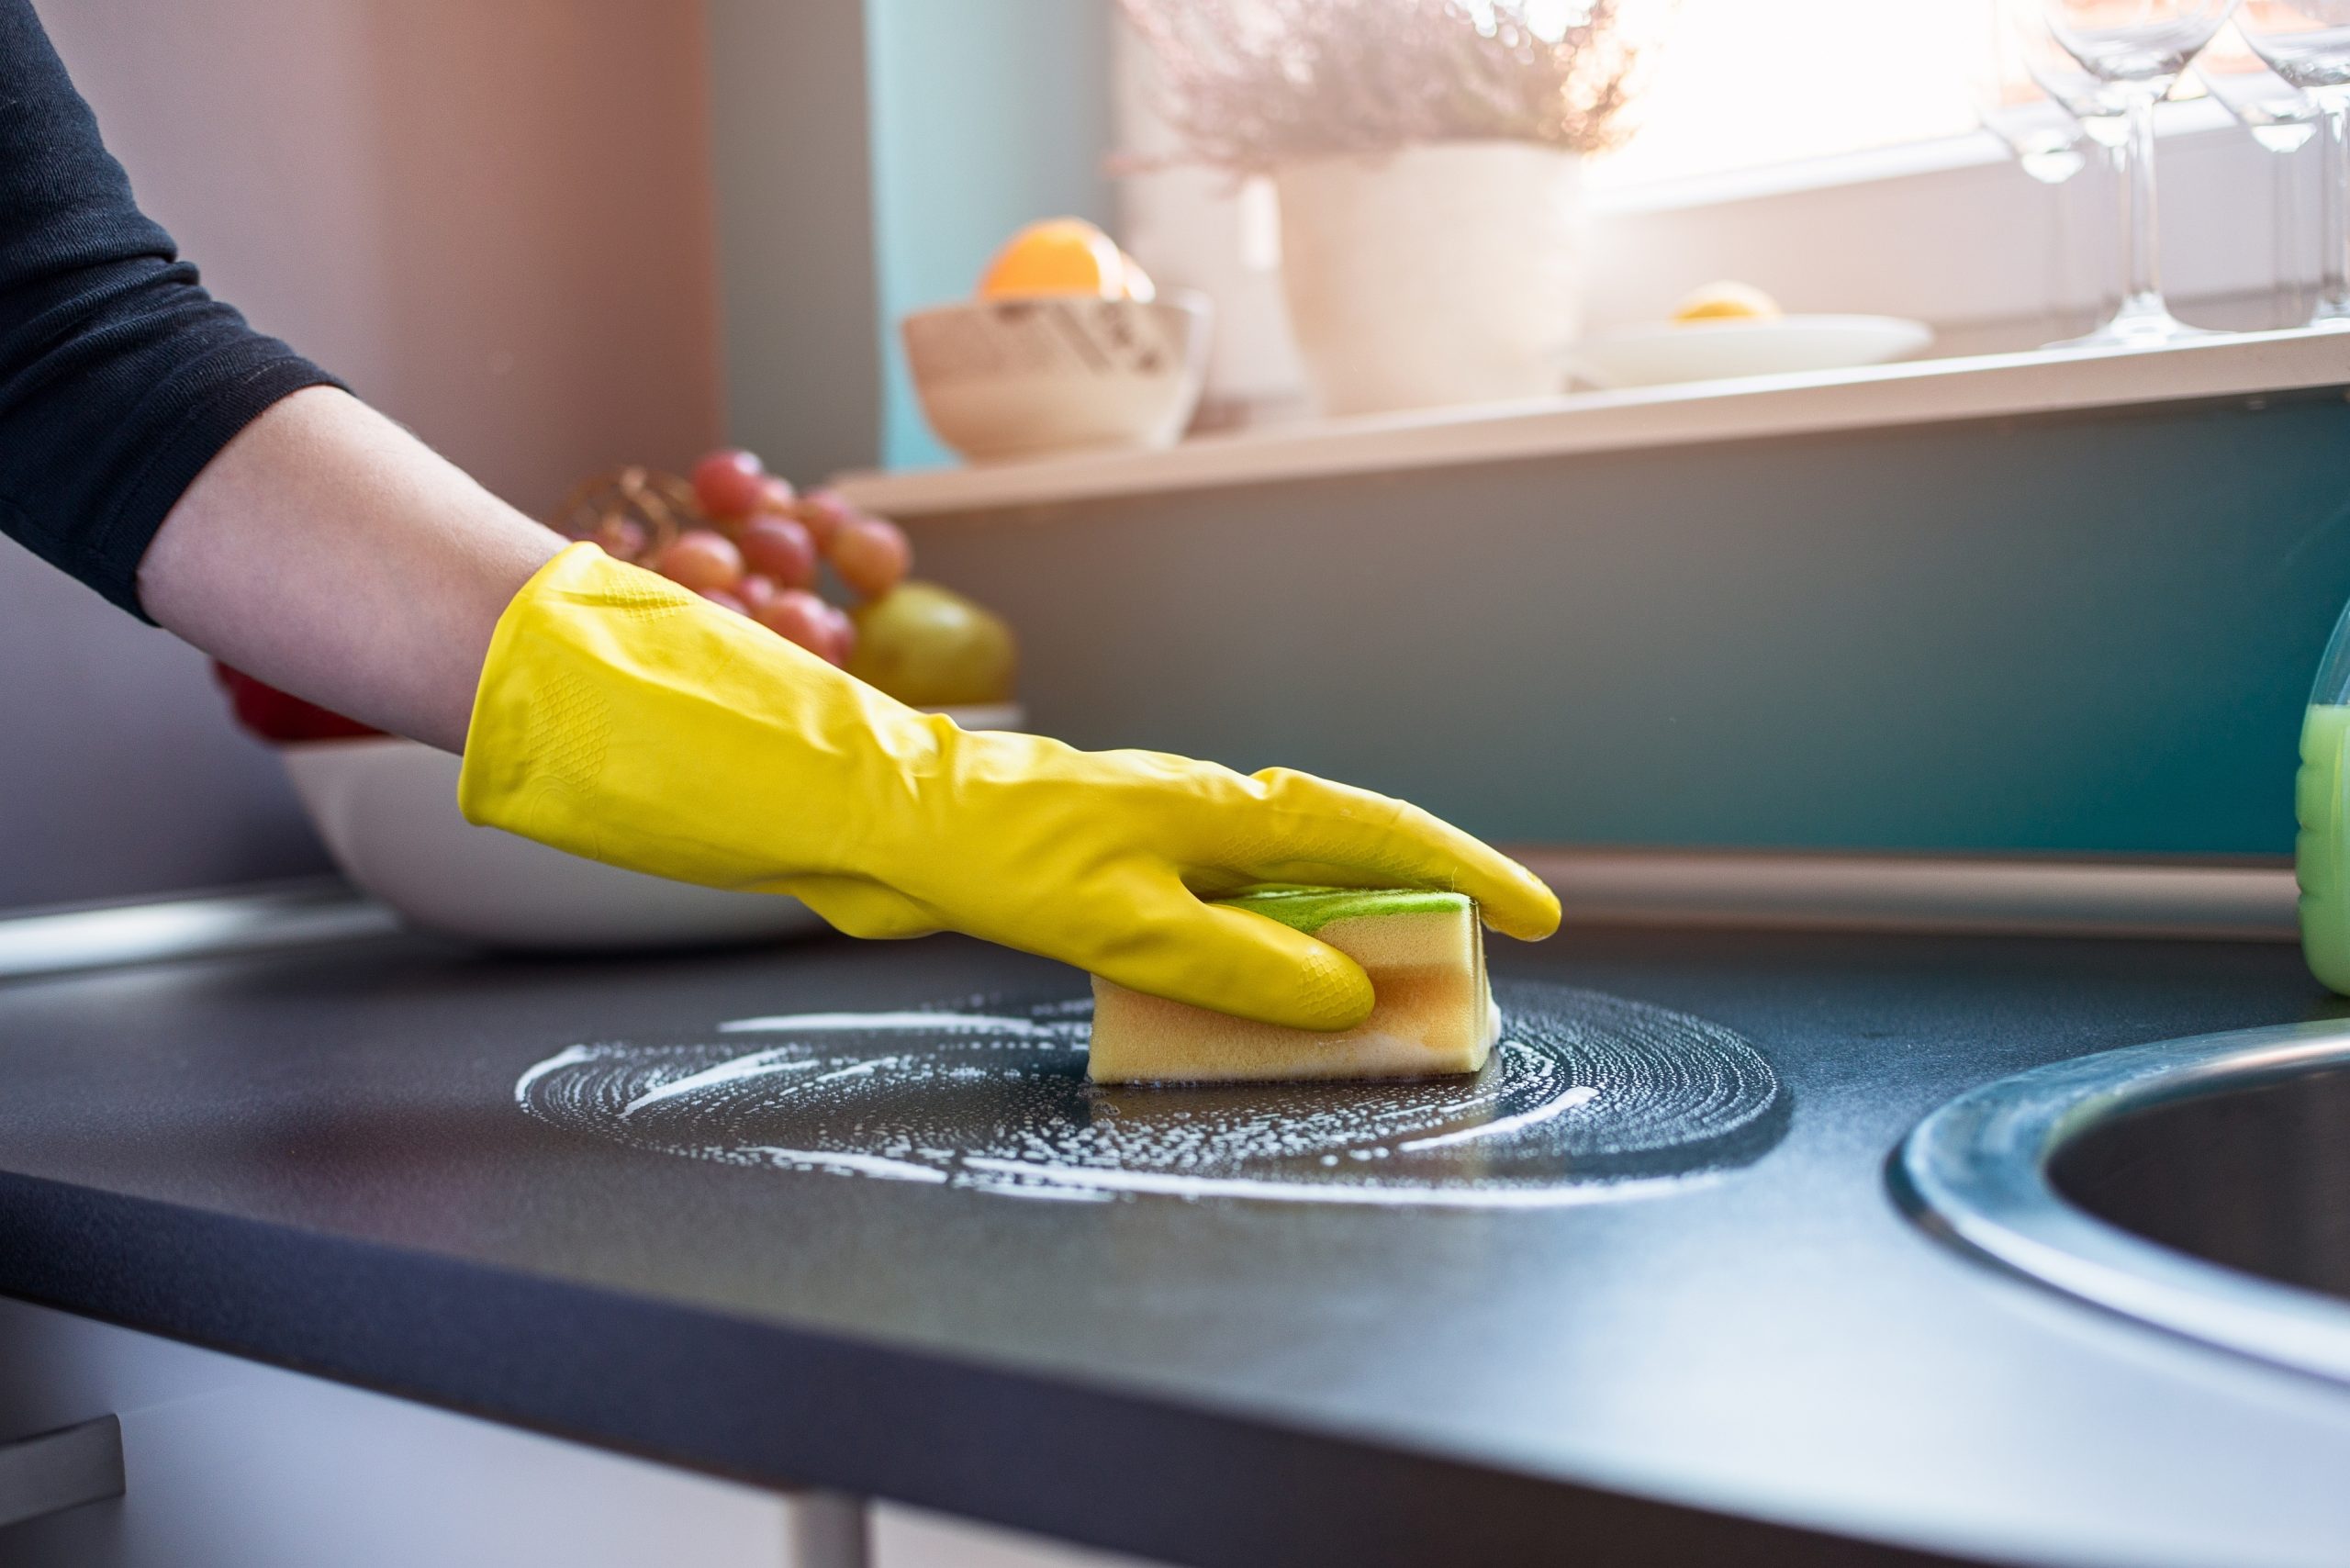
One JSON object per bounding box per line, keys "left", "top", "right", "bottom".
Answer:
{"left": 1118, "top": 0, "right": 1657, "bottom": 171}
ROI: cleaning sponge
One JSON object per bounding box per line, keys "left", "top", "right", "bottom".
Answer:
{"left": 1087, "top": 888, "right": 1497, "bottom": 1084}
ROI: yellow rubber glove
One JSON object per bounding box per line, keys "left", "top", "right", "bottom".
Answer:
{"left": 460, "top": 544, "right": 1559, "bottom": 1029}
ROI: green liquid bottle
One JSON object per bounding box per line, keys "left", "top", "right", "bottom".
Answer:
{"left": 2298, "top": 705, "right": 2350, "bottom": 991}
{"left": 2297, "top": 610, "right": 2350, "bottom": 991}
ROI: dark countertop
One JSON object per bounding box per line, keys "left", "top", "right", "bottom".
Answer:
{"left": 2, "top": 924, "right": 2347, "bottom": 1567}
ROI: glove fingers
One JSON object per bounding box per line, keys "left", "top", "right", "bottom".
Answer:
{"left": 1220, "top": 769, "right": 1561, "bottom": 942}
{"left": 1092, "top": 897, "right": 1376, "bottom": 1032}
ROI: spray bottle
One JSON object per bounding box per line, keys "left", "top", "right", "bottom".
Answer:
{"left": 2297, "top": 610, "right": 2350, "bottom": 990}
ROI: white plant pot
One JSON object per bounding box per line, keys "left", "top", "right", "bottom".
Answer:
{"left": 1275, "top": 140, "right": 1583, "bottom": 417}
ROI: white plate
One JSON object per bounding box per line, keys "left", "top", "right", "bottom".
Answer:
{"left": 1572, "top": 315, "right": 1934, "bottom": 390}
{"left": 280, "top": 704, "right": 1025, "bottom": 951}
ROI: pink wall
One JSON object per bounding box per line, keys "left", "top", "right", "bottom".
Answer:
{"left": 1, "top": 1, "right": 724, "bottom": 908}
{"left": 36, "top": 0, "right": 723, "bottom": 515}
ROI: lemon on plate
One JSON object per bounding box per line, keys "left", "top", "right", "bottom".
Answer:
{"left": 1671, "top": 281, "right": 1783, "bottom": 324}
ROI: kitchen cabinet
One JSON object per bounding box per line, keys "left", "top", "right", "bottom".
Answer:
{"left": 0, "top": 1296, "right": 853, "bottom": 1568}
{"left": 0, "top": 1288, "right": 1177, "bottom": 1567}
{"left": 871, "top": 1504, "right": 1166, "bottom": 1568}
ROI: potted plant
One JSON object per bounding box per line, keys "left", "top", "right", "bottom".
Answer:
{"left": 1119, "top": 0, "right": 1654, "bottom": 416}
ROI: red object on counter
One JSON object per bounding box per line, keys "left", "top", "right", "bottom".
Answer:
{"left": 212, "top": 663, "right": 383, "bottom": 744}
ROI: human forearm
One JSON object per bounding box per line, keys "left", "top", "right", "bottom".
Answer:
{"left": 139, "top": 386, "right": 561, "bottom": 753}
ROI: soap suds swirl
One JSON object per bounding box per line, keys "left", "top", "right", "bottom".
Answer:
{"left": 516, "top": 981, "right": 1787, "bottom": 1207}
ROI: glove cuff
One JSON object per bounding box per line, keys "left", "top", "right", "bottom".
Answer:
{"left": 458, "top": 542, "right": 923, "bottom": 889}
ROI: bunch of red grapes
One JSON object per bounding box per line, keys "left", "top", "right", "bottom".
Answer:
{"left": 649, "top": 449, "right": 911, "bottom": 667}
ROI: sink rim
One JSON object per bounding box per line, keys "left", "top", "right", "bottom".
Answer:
{"left": 1890, "top": 1017, "right": 2350, "bottom": 1387}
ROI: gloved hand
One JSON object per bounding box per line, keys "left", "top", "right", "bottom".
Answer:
{"left": 460, "top": 544, "right": 1559, "bottom": 1029}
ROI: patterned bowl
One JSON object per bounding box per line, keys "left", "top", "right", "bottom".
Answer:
{"left": 901, "top": 292, "right": 1211, "bottom": 464}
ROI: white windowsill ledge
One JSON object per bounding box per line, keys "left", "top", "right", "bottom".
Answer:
{"left": 834, "top": 328, "right": 2350, "bottom": 521}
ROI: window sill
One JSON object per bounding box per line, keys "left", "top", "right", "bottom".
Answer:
{"left": 834, "top": 327, "right": 2350, "bottom": 520}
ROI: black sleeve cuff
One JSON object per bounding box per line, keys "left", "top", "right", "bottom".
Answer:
{"left": 90, "top": 347, "right": 346, "bottom": 623}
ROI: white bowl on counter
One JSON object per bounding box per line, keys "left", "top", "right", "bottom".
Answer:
{"left": 1573, "top": 315, "right": 1933, "bottom": 389}
{"left": 281, "top": 704, "right": 1024, "bottom": 951}
{"left": 901, "top": 292, "right": 1211, "bottom": 464}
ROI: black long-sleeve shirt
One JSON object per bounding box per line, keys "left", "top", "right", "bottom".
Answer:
{"left": 0, "top": 0, "right": 338, "bottom": 620}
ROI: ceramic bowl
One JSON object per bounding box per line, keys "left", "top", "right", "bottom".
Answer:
{"left": 901, "top": 292, "right": 1211, "bottom": 463}
{"left": 280, "top": 704, "right": 1024, "bottom": 951}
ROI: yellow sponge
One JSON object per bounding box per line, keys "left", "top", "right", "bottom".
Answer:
{"left": 1087, "top": 888, "right": 1497, "bottom": 1084}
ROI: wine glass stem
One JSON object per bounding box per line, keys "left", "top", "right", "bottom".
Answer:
{"left": 2115, "top": 94, "right": 2165, "bottom": 323}
{"left": 2320, "top": 96, "right": 2350, "bottom": 321}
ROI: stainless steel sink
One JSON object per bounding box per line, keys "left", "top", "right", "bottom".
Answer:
{"left": 1893, "top": 1019, "right": 2350, "bottom": 1385}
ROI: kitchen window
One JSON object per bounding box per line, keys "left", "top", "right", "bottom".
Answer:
{"left": 1113, "top": 0, "right": 2302, "bottom": 424}
{"left": 1584, "top": 0, "right": 1989, "bottom": 188}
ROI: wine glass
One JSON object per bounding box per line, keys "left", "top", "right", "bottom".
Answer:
{"left": 2199, "top": 23, "right": 2322, "bottom": 148}
{"left": 2004, "top": 0, "right": 2136, "bottom": 146}
{"left": 2000, "top": 0, "right": 2145, "bottom": 343}
{"left": 2031, "top": 0, "right": 2238, "bottom": 345}
{"left": 2197, "top": 24, "right": 2321, "bottom": 323}
{"left": 1975, "top": 18, "right": 2117, "bottom": 336}
{"left": 1977, "top": 7, "right": 2099, "bottom": 181}
{"left": 2239, "top": 1, "right": 2350, "bottom": 325}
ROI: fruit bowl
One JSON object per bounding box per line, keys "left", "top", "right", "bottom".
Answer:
{"left": 901, "top": 293, "right": 1211, "bottom": 464}
{"left": 281, "top": 705, "right": 1024, "bottom": 951}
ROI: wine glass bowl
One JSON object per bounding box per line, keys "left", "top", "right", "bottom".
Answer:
{"left": 2046, "top": 6, "right": 2236, "bottom": 86}
{"left": 2005, "top": 0, "right": 2135, "bottom": 137}
{"left": 2238, "top": 2, "right": 2350, "bottom": 91}
{"left": 1975, "top": 21, "right": 2097, "bottom": 183}
{"left": 2199, "top": 25, "right": 2320, "bottom": 148}
{"left": 2249, "top": 33, "right": 2350, "bottom": 89}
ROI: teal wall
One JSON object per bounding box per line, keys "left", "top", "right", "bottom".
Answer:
{"left": 863, "top": 0, "right": 1115, "bottom": 471}
{"left": 903, "top": 392, "right": 2350, "bottom": 857}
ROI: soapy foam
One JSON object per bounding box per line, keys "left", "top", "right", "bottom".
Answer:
{"left": 738, "top": 1147, "right": 951, "bottom": 1183}
{"left": 719, "top": 1011, "right": 1074, "bottom": 1036}
{"left": 1394, "top": 1073, "right": 1599, "bottom": 1150}
{"left": 953, "top": 1155, "right": 1712, "bottom": 1208}
{"left": 621, "top": 1052, "right": 819, "bottom": 1117}
{"left": 514, "top": 982, "right": 1786, "bottom": 1207}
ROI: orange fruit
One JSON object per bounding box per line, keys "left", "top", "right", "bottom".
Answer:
{"left": 1671, "top": 281, "right": 1783, "bottom": 324}
{"left": 979, "top": 218, "right": 1151, "bottom": 301}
